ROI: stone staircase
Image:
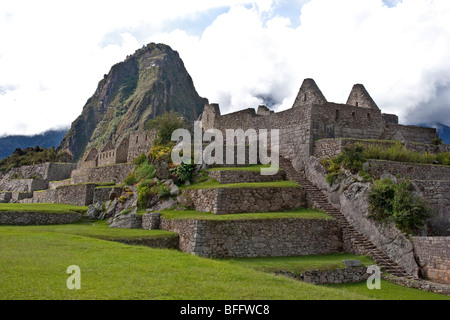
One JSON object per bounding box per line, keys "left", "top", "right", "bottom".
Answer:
{"left": 279, "top": 157, "right": 417, "bottom": 280}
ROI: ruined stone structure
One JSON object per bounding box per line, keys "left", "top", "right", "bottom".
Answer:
{"left": 81, "top": 131, "right": 153, "bottom": 170}
{"left": 200, "top": 79, "right": 437, "bottom": 162}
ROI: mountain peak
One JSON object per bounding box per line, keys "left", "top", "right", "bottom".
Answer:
{"left": 58, "top": 43, "right": 208, "bottom": 161}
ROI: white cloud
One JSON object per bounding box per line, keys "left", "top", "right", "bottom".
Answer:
{"left": 1, "top": 0, "right": 450, "bottom": 137}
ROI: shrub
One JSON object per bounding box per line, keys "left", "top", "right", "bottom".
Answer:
{"left": 145, "top": 111, "right": 186, "bottom": 146}
{"left": 323, "top": 143, "right": 367, "bottom": 185}
{"left": 170, "top": 162, "right": 196, "bottom": 183}
{"left": 133, "top": 153, "right": 148, "bottom": 167}
{"left": 149, "top": 144, "right": 175, "bottom": 162}
{"left": 368, "top": 178, "right": 432, "bottom": 235}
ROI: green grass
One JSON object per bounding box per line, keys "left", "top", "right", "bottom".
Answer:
{"left": 207, "top": 164, "right": 280, "bottom": 172}
{"left": 225, "top": 253, "right": 375, "bottom": 274}
{"left": 0, "top": 220, "right": 175, "bottom": 241}
{"left": 324, "top": 280, "right": 449, "bottom": 300}
{"left": 0, "top": 227, "right": 368, "bottom": 300}
{"left": 0, "top": 203, "right": 88, "bottom": 214}
{"left": 158, "top": 208, "right": 333, "bottom": 220}
{"left": 183, "top": 180, "right": 301, "bottom": 190}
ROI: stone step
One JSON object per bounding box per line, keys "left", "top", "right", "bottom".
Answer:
{"left": 279, "top": 157, "right": 415, "bottom": 280}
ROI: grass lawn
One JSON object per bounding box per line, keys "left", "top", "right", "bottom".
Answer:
{"left": 225, "top": 253, "right": 375, "bottom": 274}
{"left": 182, "top": 180, "right": 300, "bottom": 190}
{"left": 0, "top": 219, "right": 176, "bottom": 241}
{"left": 324, "top": 280, "right": 450, "bottom": 300}
{"left": 224, "top": 254, "right": 449, "bottom": 300}
{"left": 0, "top": 203, "right": 88, "bottom": 214}
{"left": 158, "top": 208, "right": 333, "bottom": 220}
{"left": 0, "top": 226, "right": 367, "bottom": 300}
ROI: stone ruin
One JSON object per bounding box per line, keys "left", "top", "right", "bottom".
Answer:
{"left": 0, "top": 78, "right": 449, "bottom": 289}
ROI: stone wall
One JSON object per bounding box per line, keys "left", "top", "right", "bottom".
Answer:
{"left": 71, "top": 163, "right": 133, "bottom": 184}
{"left": 311, "top": 103, "right": 385, "bottom": 141}
{"left": 49, "top": 179, "right": 72, "bottom": 189}
{"left": 32, "top": 189, "right": 56, "bottom": 203}
{"left": 303, "top": 156, "right": 420, "bottom": 277}
{"left": 207, "top": 169, "right": 286, "bottom": 184}
{"left": 182, "top": 187, "right": 305, "bottom": 215}
{"left": 55, "top": 183, "right": 97, "bottom": 206}
{"left": 127, "top": 131, "right": 155, "bottom": 162}
{"left": 160, "top": 217, "right": 343, "bottom": 258}
{"left": 93, "top": 186, "right": 124, "bottom": 204}
{"left": 277, "top": 267, "right": 369, "bottom": 285}
{"left": 0, "top": 211, "right": 82, "bottom": 225}
{"left": 412, "top": 237, "right": 450, "bottom": 284}
{"left": 366, "top": 160, "right": 450, "bottom": 181}
{"left": 0, "top": 163, "right": 76, "bottom": 191}
{"left": 414, "top": 180, "right": 450, "bottom": 236}
{"left": 314, "top": 138, "right": 445, "bottom": 159}
{"left": 0, "top": 178, "right": 47, "bottom": 193}
{"left": 383, "top": 124, "right": 437, "bottom": 144}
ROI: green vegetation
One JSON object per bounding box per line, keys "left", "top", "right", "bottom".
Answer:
{"left": 145, "top": 111, "right": 187, "bottom": 146}
{"left": 183, "top": 180, "right": 301, "bottom": 190}
{"left": 0, "top": 227, "right": 366, "bottom": 300}
{"left": 368, "top": 178, "right": 432, "bottom": 235}
{"left": 323, "top": 143, "right": 370, "bottom": 185}
{"left": 226, "top": 253, "right": 374, "bottom": 274}
{"left": 364, "top": 143, "right": 450, "bottom": 165}
{"left": 158, "top": 208, "right": 332, "bottom": 220}
{"left": 0, "top": 146, "right": 72, "bottom": 173}
{"left": 324, "top": 280, "right": 449, "bottom": 300}
{"left": 0, "top": 203, "right": 88, "bottom": 214}
{"left": 170, "top": 162, "right": 196, "bottom": 184}
{"left": 0, "top": 220, "right": 175, "bottom": 241}
{"left": 0, "top": 222, "right": 447, "bottom": 300}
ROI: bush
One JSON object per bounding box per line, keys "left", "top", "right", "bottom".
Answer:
{"left": 368, "top": 178, "right": 432, "bottom": 235}
{"left": 170, "top": 162, "right": 196, "bottom": 183}
{"left": 145, "top": 111, "right": 186, "bottom": 146}
{"left": 323, "top": 143, "right": 367, "bottom": 185}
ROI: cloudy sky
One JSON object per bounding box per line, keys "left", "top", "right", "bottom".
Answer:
{"left": 1, "top": 0, "right": 450, "bottom": 136}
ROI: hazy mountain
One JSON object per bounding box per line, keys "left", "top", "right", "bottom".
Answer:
{"left": 58, "top": 43, "right": 208, "bottom": 161}
{"left": 0, "top": 129, "right": 68, "bottom": 160}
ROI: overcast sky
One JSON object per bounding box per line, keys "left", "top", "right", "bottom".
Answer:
{"left": 1, "top": 0, "right": 450, "bottom": 136}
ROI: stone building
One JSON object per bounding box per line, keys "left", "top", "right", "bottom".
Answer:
{"left": 200, "top": 78, "right": 438, "bottom": 162}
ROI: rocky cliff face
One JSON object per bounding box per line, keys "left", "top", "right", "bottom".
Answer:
{"left": 58, "top": 43, "right": 208, "bottom": 161}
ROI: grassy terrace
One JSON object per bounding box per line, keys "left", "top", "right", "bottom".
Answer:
{"left": 158, "top": 208, "right": 333, "bottom": 220}
{"left": 182, "top": 180, "right": 300, "bottom": 190}
{"left": 226, "top": 253, "right": 375, "bottom": 274}
{"left": 0, "top": 203, "right": 88, "bottom": 214}
{"left": 157, "top": 208, "right": 332, "bottom": 220}
{"left": 0, "top": 226, "right": 368, "bottom": 300}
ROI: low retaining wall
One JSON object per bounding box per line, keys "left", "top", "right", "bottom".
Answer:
{"left": 93, "top": 186, "right": 124, "bottom": 203}
{"left": 412, "top": 237, "right": 450, "bottom": 284}
{"left": 414, "top": 181, "right": 450, "bottom": 236}
{"left": 114, "top": 236, "right": 179, "bottom": 250}
{"left": 183, "top": 187, "right": 305, "bottom": 215}
{"left": 160, "top": 217, "right": 343, "bottom": 258}
{"left": 276, "top": 267, "right": 369, "bottom": 285}
{"left": 0, "top": 211, "right": 83, "bottom": 225}
{"left": 207, "top": 170, "right": 286, "bottom": 184}
{"left": 366, "top": 160, "right": 450, "bottom": 181}
{"left": 55, "top": 184, "right": 97, "bottom": 206}
{"left": 71, "top": 163, "right": 133, "bottom": 184}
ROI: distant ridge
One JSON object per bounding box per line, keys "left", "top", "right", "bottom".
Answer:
{"left": 0, "top": 129, "right": 68, "bottom": 160}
